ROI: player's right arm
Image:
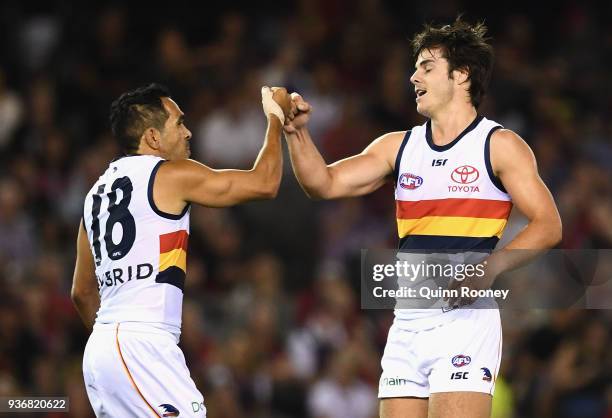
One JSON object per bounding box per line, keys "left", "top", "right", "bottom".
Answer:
{"left": 283, "top": 94, "right": 402, "bottom": 199}
{"left": 71, "top": 220, "right": 100, "bottom": 330}
{"left": 154, "top": 87, "right": 290, "bottom": 209}
{"left": 157, "top": 116, "right": 284, "bottom": 208}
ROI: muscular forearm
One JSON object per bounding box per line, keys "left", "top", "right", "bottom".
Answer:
{"left": 285, "top": 127, "right": 333, "bottom": 199}
{"left": 251, "top": 116, "right": 283, "bottom": 197}
{"left": 504, "top": 217, "right": 562, "bottom": 251}
{"left": 72, "top": 291, "right": 100, "bottom": 330}
{"left": 487, "top": 217, "right": 562, "bottom": 278}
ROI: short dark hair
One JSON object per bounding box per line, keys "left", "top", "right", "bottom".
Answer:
{"left": 109, "top": 83, "right": 171, "bottom": 154}
{"left": 411, "top": 17, "right": 494, "bottom": 108}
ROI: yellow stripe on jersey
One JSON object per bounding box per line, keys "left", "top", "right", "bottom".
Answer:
{"left": 397, "top": 216, "right": 508, "bottom": 238}
{"left": 159, "top": 248, "right": 187, "bottom": 273}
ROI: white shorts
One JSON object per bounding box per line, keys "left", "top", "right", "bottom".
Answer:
{"left": 83, "top": 322, "right": 206, "bottom": 417}
{"left": 379, "top": 309, "right": 502, "bottom": 398}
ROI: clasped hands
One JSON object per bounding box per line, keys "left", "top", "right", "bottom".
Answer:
{"left": 260, "top": 86, "right": 312, "bottom": 133}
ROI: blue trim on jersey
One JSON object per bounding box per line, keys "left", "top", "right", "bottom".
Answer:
{"left": 399, "top": 235, "right": 499, "bottom": 251}
{"left": 393, "top": 130, "right": 412, "bottom": 184}
{"left": 484, "top": 126, "right": 507, "bottom": 193}
{"left": 82, "top": 192, "right": 88, "bottom": 236}
{"left": 155, "top": 266, "right": 185, "bottom": 292}
{"left": 147, "top": 160, "right": 190, "bottom": 220}
{"left": 426, "top": 115, "right": 484, "bottom": 152}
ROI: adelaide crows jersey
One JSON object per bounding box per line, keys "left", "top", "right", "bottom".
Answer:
{"left": 83, "top": 155, "right": 189, "bottom": 334}
{"left": 392, "top": 116, "right": 512, "bottom": 325}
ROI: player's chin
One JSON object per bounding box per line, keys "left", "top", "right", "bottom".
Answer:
{"left": 415, "top": 104, "right": 431, "bottom": 118}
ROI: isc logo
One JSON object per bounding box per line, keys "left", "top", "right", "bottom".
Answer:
{"left": 432, "top": 159, "right": 448, "bottom": 166}
{"left": 399, "top": 173, "right": 423, "bottom": 190}
{"left": 450, "top": 372, "right": 469, "bottom": 380}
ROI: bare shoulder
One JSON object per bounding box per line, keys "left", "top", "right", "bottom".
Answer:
{"left": 154, "top": 159, "right": 216, "bottom": 197}
{"left": 157, "top": 158, "right": 209, "bottom": 179}
{"left": 365, "top": 131, "right": 408, "bottom": 157}
{"left": 159, "top": 158, "right": 203, "bottom": 170}
{"left": 362, "top": 131, "right": 408, "bottom": 170}
{"left": 368, "top": 131, "right": 408, "bottom": 147}
{"left": 490, "top": 129, "right": 531, "bottom": 153}
{"left": 490, "top": 129, "right": 536, "bottom": 173}
{"left": 151, "top": 159, "right": 210, "bottom": 212}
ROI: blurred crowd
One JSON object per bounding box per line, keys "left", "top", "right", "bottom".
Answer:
{"left": 0, "top": 1, "right": 610, "bottom": 417}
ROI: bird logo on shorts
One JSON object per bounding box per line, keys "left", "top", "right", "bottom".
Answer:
{"left": 481, "top": 367, "right": 493, "bottom": 382}
{"left": 158, "top": 404, "right": 180, "bottom": 417}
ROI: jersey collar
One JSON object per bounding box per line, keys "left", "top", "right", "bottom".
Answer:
{"left": 426, "top": 115, "right": 484, "bottom": 152}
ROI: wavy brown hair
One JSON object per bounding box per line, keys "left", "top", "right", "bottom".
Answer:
{"left": 412, "top": 17, "right": 494, "bottom": 109}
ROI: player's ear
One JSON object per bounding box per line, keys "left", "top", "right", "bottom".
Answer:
{"left": 454, "top": 67, "right": 469, "bottom": 85}
{"left": 142, "top": 128, "right": 161, "bottom": 150}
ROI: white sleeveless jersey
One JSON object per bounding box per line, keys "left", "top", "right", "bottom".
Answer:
{"left": 392, "top": 116, "right": 512, "bottom": 328}
{"left": 83, "top": 155, "right": 190, "bottom": 334}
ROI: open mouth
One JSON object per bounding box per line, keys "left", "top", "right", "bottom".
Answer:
{"left": 416, "top": 89, "right": 427, "bottom": 98}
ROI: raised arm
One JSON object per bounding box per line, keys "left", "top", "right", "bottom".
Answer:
{"left": 283, "top": 94, "right": 402, "bottom": 199}
{"left": 154, "top": 87, "right": 291, "bottom": 209}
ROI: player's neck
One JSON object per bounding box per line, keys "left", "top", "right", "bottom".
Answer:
{"left": 135, "top": 143, "right": 163, "bottom": 159}
{"left": 429, "top": 105, "right": 478, "bottom": 146}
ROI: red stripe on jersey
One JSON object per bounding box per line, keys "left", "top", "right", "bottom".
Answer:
{"left": 159, "top": 230, "right": 189, "bottom": 253}
{"left": 396, "top": 198, "right": 512, "bottom": 220}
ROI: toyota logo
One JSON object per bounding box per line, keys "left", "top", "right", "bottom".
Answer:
{"left": 451, "top": 165, "right": 479, "bottom": 184}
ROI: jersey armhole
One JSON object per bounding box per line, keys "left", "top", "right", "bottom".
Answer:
{"left": 147, "top": 160, "right": 191, "bottom": 220}
{"left": 82, "top": 196, "right": 88, "bottom": 235}
{"left": 393, "top": 130, "right": 412, "bottom": 184}
{"left": 81, "top": 213, "right": 88, "bottom": 236}
{"left": 484, "top": 126, "right": 508, "bottom": 194}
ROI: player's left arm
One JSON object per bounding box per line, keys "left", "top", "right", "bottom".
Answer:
{"left": 486, "top": 128, "right": 562, "bottom": 276}
{"left": 448, "top": 129, "right": 562, "bottom": 304}
{"left": 492, "top": 129, "right": 562, "bottom": 249}
{"left": 71, "top": 220, "right": 100, "bottom": 330}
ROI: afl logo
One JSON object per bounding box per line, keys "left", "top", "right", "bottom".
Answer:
{"left": 451, "top": 165, "right": 479, "bottom": 184}
{"left": 452, "top": 354, "right": 471, "bottom": 368}
{"left": 399, "top": 173, "right": 423, "bottom": 189}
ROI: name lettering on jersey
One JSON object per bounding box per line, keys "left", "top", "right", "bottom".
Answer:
{"left": 96, "top": 263, "right": 153, "bottom": 288}
{"left": 431, "top": 158, "right": 448, "bottom": 167}
{"left": 399, "top": 173, "right": 423, "bottom": 190}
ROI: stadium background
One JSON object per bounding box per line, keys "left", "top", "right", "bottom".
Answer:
{"left": 0, "top": 0, "right": 610, "bottom": 417}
